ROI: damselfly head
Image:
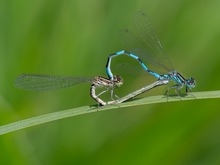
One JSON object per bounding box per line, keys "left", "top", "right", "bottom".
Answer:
{"left": 113, "top": 75, "right": 123, "bottom": 87}
{"left": 186, "top": 77, "right": 196, "bottom": 89}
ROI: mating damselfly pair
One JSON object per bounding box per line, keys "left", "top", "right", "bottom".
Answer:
{"left": 14, "top": 12, "right": 196, "bottom": 106}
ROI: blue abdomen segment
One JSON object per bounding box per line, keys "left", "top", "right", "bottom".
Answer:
{"left": 106, "top": 50, "right": 161, "bottom": 80}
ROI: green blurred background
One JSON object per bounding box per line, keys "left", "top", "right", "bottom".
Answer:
{"left": 1, "top": 0, "right": 220, "bottom": 164}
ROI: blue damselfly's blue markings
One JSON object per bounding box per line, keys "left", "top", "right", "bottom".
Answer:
{"left": 106, "top": 12, "right": 196, "bottom": 95}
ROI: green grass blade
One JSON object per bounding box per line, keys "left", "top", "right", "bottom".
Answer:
{"left": 0, "top": 90, "right": 220, "bottom": 135}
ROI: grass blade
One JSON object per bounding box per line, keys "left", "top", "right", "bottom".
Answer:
{"left": 0, "top": 90, "right": 220, "bottom": 135}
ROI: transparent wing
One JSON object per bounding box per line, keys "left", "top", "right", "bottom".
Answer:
{"left": 120, "top": 11, "right": 174, "bottom": 73}
{"left": 14, "top": 74, "right": 94, "bottom": 91}
{"left": 113, "top": 62, "right": 146, "bottom": 75}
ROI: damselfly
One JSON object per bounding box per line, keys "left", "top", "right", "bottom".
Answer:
{"left": 14, "top": 74, "right": 123, "bottom": 106}
{"left": 106, "top": 12, "right": 196, "bottom": 96}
